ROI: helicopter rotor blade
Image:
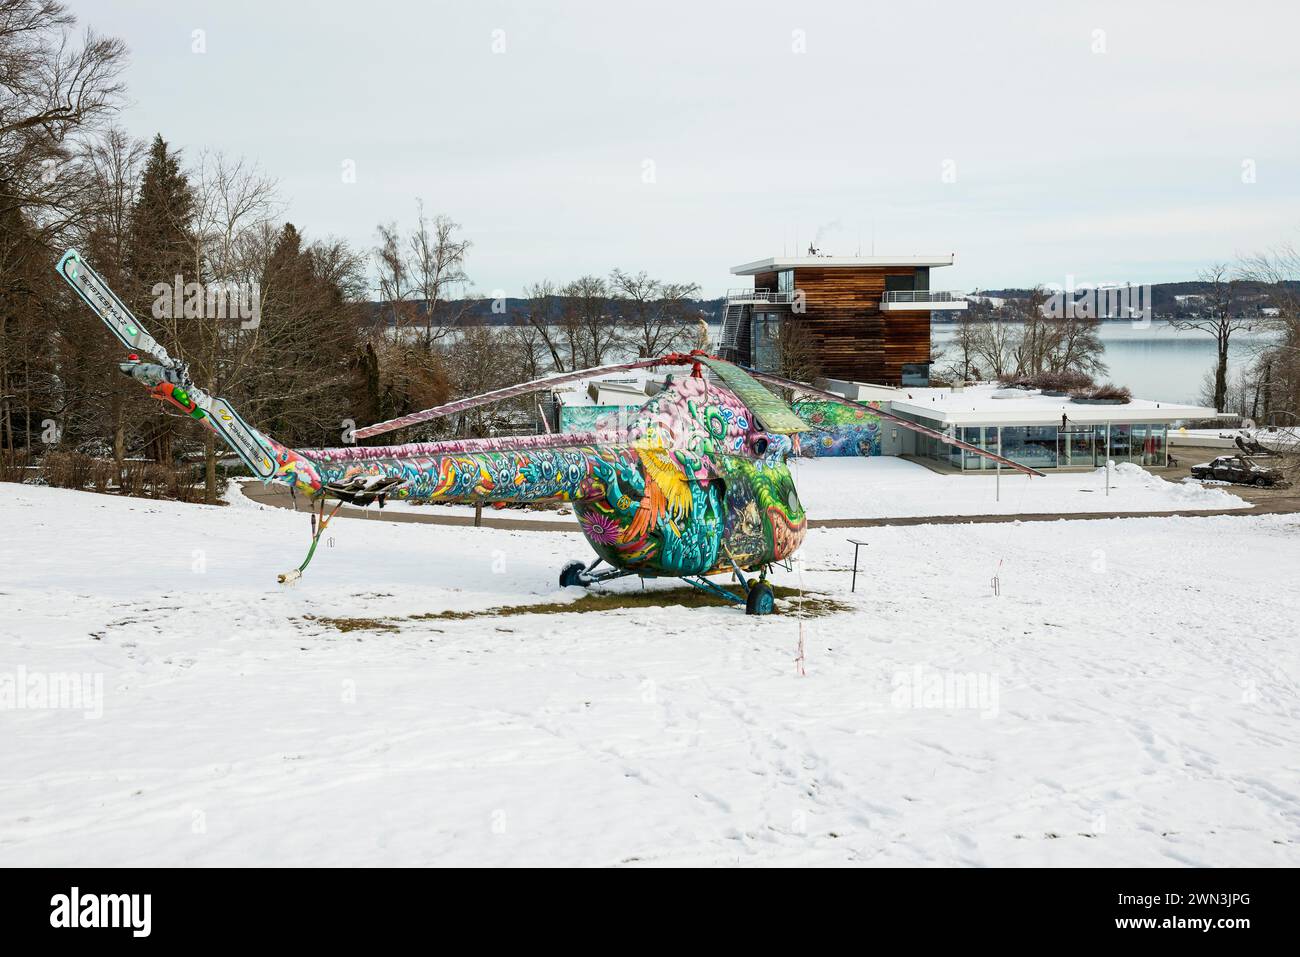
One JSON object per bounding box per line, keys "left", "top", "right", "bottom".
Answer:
{"left": 742, "top": 367, "right": 1045, "bottom": 478}
{"left": 695, "top": 356, "right": 809, "bottom": 434}
{"left": 352, "top": 356, "right": 684, "bottom": 440}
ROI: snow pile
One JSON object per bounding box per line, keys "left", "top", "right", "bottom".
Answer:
{"left": 2, "top": 482, "right": 1297, "bottom": 867}
{"left": 1096, "top": 461, "right": 1253, "bottom": 507}
{"left": 791, "top": 457, "right": 1248, "bottom": 519}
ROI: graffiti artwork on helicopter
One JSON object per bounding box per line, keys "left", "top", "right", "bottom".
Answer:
{"left": 579, "top": 374, "right": 808, "bottom": 576}
{"left": 627, "top": 373, "right": 765, "bottom": 461}
{"left": 312, "top": 374, "right": 808, "bottom": 577}
{"left": 713, "top": 454, "right": 808, "bottom": 569}
{"left": 316, "top": 445, "right": 640, "bottom": 504}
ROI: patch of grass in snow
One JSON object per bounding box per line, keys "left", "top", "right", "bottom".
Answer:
{"left": 305, "top": 614, "right": 400, "bottom": 634}
{"left": 299, "top": 587, "right": 851, "bottom": 635}
{"left": 410, "top": 585, "right": 850, "bottom": 621}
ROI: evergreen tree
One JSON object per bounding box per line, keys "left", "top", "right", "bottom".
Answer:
{"left": 124, "top": 134, "right": 195, "bottom": 464}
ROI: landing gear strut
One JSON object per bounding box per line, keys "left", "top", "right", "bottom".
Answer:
{"left": 680, "top": 566, "right": 777, "bottom": 615}
{"left": 559, "top": 557, "right": 636, "bottom": 588}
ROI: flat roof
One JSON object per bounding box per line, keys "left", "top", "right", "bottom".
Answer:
{"left": 731, "top": 255, "right": 955, "bottom": 275}
{"left": 884, "top": 384, "right": 1220, "bottom": 426}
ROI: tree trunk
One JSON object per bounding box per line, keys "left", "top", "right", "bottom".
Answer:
{"left": 204, "top": 431, "right": 218, "bottom": 504}
{"left": 1214, "top": 339, "right": 1230, "bottom": 412}
{"left": 113, "top": 408, "right": 126, "bottom": 493}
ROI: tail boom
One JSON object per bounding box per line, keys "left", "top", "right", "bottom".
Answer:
{"left": 56, "top": 249, "right": 322, "bottom": 496}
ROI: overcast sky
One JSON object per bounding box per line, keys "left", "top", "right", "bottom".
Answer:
{"left": 74, "top": 0, "right": 1300, "bottom": 297}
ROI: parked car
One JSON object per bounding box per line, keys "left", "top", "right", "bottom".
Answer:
{"left": 1190, "top": 455, "right": 1285, "bottom": 487}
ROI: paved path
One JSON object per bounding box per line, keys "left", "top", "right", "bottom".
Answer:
{"left": 239, "top": 480, "right": 1300, "bottom": 532}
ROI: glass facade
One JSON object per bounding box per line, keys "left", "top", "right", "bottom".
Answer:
{"left": 1001, "top": 425, "right": 1058, "bottom": 469}
{"left": 901, "top": 362, "right": 931, "bottom": 387}
{"left": 750, "top": 312, "right": 781, "bottom": 372}
{"left": 912, "top": 418, "right": 1169, "bottom": 471}
{"left": 1059, "top": 428, "right": 1096, "bottom": 468}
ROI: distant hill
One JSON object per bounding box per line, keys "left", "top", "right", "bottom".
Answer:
{"left": 364, "top": 280, "right": 1299, "bottom": 327}
{"left": 361, "top": 297, "right": 727, "bottom": 326}
{"left": 974, "top": 280, "right": 1300, "bottom": 318}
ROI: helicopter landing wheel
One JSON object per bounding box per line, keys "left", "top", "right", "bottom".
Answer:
{"left": 559, "top": 560, "right": 590, "bottom": 588}
{"left": 745, "top": 581, "right": 775, "bottom": 616}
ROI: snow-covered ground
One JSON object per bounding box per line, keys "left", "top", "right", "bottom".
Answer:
{"left": 789, "top": 457, "right": 1248, "bottom": 519}
{"left": 2, "top": 482, "right": 1297, "bottom": 866}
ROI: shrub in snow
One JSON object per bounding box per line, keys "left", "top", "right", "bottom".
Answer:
{"left": 1070, "top": 382, "right": 1132, "bottom": 402}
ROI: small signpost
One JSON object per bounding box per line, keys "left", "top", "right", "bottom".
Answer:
{"left": 1105, "top": 423, "right": 1111, "bottom": 497}
{"left": 996, "top": 425, "right": 1002, "bottom": 502}
{"left": 847, "top": 538, "right": 868, "bottom": 592}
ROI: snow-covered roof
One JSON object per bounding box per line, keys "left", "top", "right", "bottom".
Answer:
{"left": 553, "top": 373, "right": 1223, "bottom": 426}
{"left": 884, "top": 383, "right": 1222, "bottom": 426}
{"left": 731, "top": 254, "right": 955, "bottom": 275}
{"left": 552, "top": 369, "right": 665, "bottom": 407}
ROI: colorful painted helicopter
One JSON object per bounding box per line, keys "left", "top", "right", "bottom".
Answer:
{"left": 56, "top": 250, "right": 1041, "bottom": 614}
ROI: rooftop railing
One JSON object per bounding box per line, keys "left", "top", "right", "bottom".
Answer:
{"left": 725, "top": 287, "right": 798, "bottom": 304}
{"left": 882, "top": 290, "right": 963, "bottom": 303}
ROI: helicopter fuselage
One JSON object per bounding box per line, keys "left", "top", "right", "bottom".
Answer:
{"left": 302, "top": 372, "right": 809, "bottom": 578}
{"left": 307, "top": 440, "right": 806, "bottom": 578}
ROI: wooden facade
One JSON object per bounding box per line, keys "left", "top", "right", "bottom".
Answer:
{"left": 750, "top": 265, "right": 933, "bottom": 385}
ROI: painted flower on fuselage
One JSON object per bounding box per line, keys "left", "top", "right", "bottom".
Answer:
{"left": 580, "top": 511, "right": 621, "bottom": 545}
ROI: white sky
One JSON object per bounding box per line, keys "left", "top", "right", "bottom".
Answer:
{"left": 76, "top": 0, "right": 1300, "bottom": 297}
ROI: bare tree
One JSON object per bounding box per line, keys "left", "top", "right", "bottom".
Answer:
{"left": 521, "top": 279, "right": 568, "bottom": 371}
{"left": 608, "top": 268, "right": 701, "bottom": 358}
{"left": 970, "top": 319, "right": 1020, "bottom": 379}
{"left": 1046, "top": 313, "right": 1107, "bottom": 378}
{"left": 0, "top": 0, "right": 127, "bottom": 233}
{"left": 780, "top": 324, "right": 820, "bottom": 382}
{"left": 1169, "top": 263, "right": 1250, "bottom": 412}
{"left": 176, "top": 151, "right": 279, "bottom": 502}
{"left": 1011, "top": 286, "right": 1054, "bottom": 375}
{"left": 939, "top": 307, "right": 983, "bottom": 382}
{"left": 504, "top": 319, "right": 549, "bottom": 382}
{"left": 373, "top": 221, "right": 410, "bottom": 333}
{"left": 965, "top": 287, "right": 1106, "bottom": 384}
{"left": 0, "top": 0, "right": 126, "bottom": 459}
{"left": 72, "top": 125, "right": 145, "bottom": 473}
{"left": 560, "top": 275, "right": 617, "bottom": 367}
{"left": 447, "top": 324, "right": 520, "bottom": 437}
{"left": 1239, "top": 244, "right": 1300, "bottom": 422}
{"left": 407, "top": 200, "right": 471, "bottom": 350}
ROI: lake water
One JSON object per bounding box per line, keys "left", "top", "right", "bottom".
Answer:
{"left": 931, "top": 321, "right": 1278, "bottom": 404}
{"left": 699, "top": 319, "right": 1276, "bottom": 404}
{"left": 485, "top": 317, "right": 1277, "bottom": 406}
